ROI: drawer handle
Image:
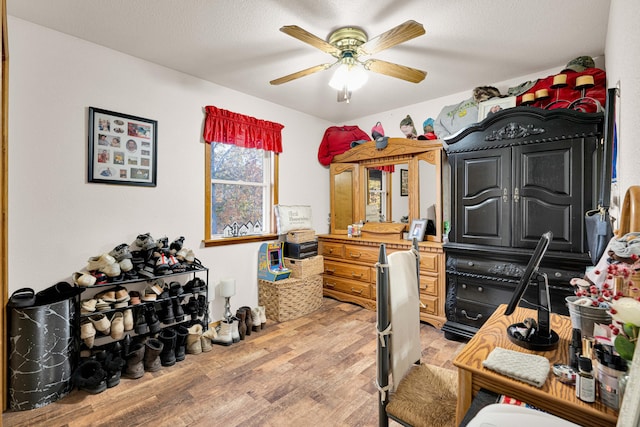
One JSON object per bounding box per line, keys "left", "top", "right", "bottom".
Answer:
{"left": 325, "top": 268, "right": 336, "bottom": 274}
{"left": 461, "top": 284, "right": 467, "bottom": 289}
{"left": 325, "top": 282, "right": 335, "bottom": 288}
{"left": 351, "top": 272, "right": 363, "bottom": 278}
{"left": 477, "top": 286, "right": 483, "bottom": 293}
{"left": 467, "top": 261, "right": 474, "bottom": 267}
{"left": 328, "top": 248, "right": 334, "bottom": 253}
{"left": 349, "top": 252, "right": 362, "bottom": 259}
{"left": 350, "top": 287, "right": 363, "bottom": 294}
{"left": 555, "top": 272, "right": 562, "bottom": 278}
{"left": 461, "top": 310, "right": 483, "bottom": 321}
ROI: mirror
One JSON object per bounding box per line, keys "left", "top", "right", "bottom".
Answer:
{"left": 365, "top": 164, "right": 409, "bottom": 223}
{"left": 328, "top": 138, "right": 444, "bottom": 242}
{"left": 330, "top": 163, "right": 359, "bottom": 234}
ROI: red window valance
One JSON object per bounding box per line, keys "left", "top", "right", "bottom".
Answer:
{"left": 203, "top": 106, "right": 284, "bottom": 153}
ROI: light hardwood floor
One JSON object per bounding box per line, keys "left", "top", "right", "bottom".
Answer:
{"left": 3, "top": 298, "right": 466, "bottom": 427}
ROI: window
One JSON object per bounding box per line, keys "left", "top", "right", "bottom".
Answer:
{"left": 204, "top": 142, "right": 278, "bottom": 246}
{"left": 201, "top": 106, "right": 283, "bottom": 246}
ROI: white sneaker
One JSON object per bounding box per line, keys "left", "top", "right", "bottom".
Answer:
{"left": 73, "top": 271, "right": 96, "bottom": 287}
{"left": 212, "top": 320, "right": 233, "bottom": 346}
{"left": 86, "top": 253, "right": 116, "bottom": 272}
{"left": 123, "top": 309, "right": 134, "bottom": 331}
{"left": 230, "top": 319, "right": 240, "bottom": 343}
{"left": 258, "top": 306, "right": 267, "bottom": 328}
{"left": 251, "top": 308, "right": 262, "bottom": 331}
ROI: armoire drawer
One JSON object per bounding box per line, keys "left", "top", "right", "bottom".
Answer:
{"left": 453, "top": 299, "right": 495, "bottom": 329}
{"left": 319, "top": 241, "right": 345, "bottom": 259}
{"left": 456, "top": 277, "right": 513, "bottom": 305}
{"left": 323, "top": 260, "right": 371, "bottom": 283}
{"left": 323, "top": 276, "right": 371, "bottom": 299}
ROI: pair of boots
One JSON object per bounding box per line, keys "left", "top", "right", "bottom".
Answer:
{"left": 157, "top": 325, "right": 189, "bottom": 366}
{"left": 210, "top": 318, "right": 240, "bottom": 346}
{"left": 236, "top": 306, "right": 266, "bottom": 339}
{"left": 74, "top": 348, "right": 124, "bottom": 393}
{"left": 124, "top": 336, "right": 166, "bottom": 379}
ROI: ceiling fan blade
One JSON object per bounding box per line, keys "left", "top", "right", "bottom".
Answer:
{"left": 363, "top": 59, "right": 427, "bottom": 83}
{"left": 280, "top": 25, "right": 342, "bottom": 57}
{"left": 269, "top": 63, "right": 334, "bottom": 85}
{"left": 357, "top": 20, "right": 425, "bottom": 56}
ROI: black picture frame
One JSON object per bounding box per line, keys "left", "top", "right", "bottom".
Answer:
{"left": 88, "top": 107, "right": 157, "bottom": 187}
{"left": 400, "top": 169, "right": 408, "bottom": 196}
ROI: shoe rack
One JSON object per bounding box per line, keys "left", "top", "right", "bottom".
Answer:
{"left": 79, "top": 266, "right": 209, "bottom": 350}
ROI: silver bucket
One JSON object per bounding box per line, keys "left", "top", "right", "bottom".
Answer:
{"left": 566, "top": 296, "right": 612, "bottom": 337}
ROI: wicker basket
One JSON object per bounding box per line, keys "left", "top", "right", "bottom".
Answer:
{"left": 286, "top": 229, "right": 316, "bottom": 244}
{"left": 258, "top": 275, "right": 323, "bottom": 322}
{"left": 283, "top": 255, "right": 324, "bottom": 278}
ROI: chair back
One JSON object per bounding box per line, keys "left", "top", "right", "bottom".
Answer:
{"left": 376, "top": 239, "right": 421, "bottom": 426}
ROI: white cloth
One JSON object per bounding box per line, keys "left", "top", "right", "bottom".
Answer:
{"left": 482, "top": 347, "right": 550, "bottom": 388}
{"left": 388, "top": 250, "right": 422, "bottom": 391}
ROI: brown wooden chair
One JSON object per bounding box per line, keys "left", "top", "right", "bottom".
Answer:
{"left": 616, "top": 185, "right": 640, "bottom": 237}
{"left": 375, "top": 240, "right": 457, "bottom": 427}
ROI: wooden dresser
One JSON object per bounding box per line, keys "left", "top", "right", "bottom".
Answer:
{"left": 317, "top": 234, "right": 446, "bottom": 328}
{"left": 323, "top": 137, "right": 448, "bottom": 329}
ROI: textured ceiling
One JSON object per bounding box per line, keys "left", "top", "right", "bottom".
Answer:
{"left": 8, "top": 0, "right": 610, "bottom": 123}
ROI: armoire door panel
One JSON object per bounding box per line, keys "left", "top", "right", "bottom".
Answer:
{"left": 519, "top": 197, "right": 572, "bottom": 249}
{"left": 454, "top": 149, "right": 510, "bottom": 246}
{"left": 513, "top": 140, "right": 584, "bottom": 251}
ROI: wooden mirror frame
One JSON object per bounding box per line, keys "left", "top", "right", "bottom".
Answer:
{"left": 329, "top": 138, "right": 444, "bottom": 242}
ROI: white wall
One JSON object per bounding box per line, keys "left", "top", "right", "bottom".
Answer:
{"left": 7, "top": 17, "right": 332, "bottom": 320}
{"left": 604, "top": 0, "right": 640, "bottom": 217}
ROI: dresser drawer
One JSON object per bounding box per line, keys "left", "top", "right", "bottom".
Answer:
{"left": 323, "top": 260, "right": 371, "bottom": 283}
{"left": 420, "top": 295, "right": 438, "bottom": 315}
{"left": 319, "top": 241, "right": 344, "bottom": 259}
{"left": 419, "top": 252, "right": 439, "bottom": 273}
{"left": 344, "top": 244, "right": 379, "bottom": 264}
{"left": 323, "top": 276, "right": 371, "bottom": 299}
{"left": 420, "top": 274, "right": 437, "bottom": 296}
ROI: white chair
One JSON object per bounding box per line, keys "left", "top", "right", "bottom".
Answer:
{"left": 375, "top": 240, "right": 457, "bottom": 427}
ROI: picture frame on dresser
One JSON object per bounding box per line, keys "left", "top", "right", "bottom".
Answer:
{"left": 408, "top": 219, "right": 427, "bottom": 241}
{"left": 88, "top": 107, "right": 158, "bottom": 187}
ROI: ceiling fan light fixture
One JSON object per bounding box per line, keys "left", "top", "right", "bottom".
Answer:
{"left": 328, "top": 60, "right": 369, "bottom": 92}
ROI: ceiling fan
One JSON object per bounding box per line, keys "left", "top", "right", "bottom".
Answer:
{"left": 269, "top": 20, "right": 427, "bottom": 100}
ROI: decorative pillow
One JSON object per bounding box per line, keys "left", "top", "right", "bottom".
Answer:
{"left": 274, "top": 205, "right": 312, "bottom": 235}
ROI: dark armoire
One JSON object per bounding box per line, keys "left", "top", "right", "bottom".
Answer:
{"left": 442, "top": 106, "right": 604, "bottom": 340}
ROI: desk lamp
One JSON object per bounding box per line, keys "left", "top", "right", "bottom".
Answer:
{"left": 219, "top": 278, "right": 236, "bottom": 323}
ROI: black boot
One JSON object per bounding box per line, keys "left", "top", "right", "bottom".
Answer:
{"left": 174, "top": 298, "right": 185, "bottom": 322}
{"left": 103, "top": 352, "right": 125, "bottom": 388}
{"left": 186, "top": 297, "right": 199, "bottom": 321}
{"left": 197, "top": 294, "right": 207, "bottom": 317}
{"left": 174, "top": 325, "right": 189, "bottom": 362}
{"left": 73, "top": 359, "right": 107, "bottom": 394}
{"left": 158, "top": 328, "right": 177, "bottom": 367}
{"left": 146, "top": 304, "right": 161, "bottom": 334}
{"left": 161, "top": 299, "right": 175, "bottom": 324}
{"left": 134, "top": 306, "right": 148, "bottom": 334}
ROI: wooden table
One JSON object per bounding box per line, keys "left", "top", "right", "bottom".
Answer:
{"left": 453, "top": 304, "right": 618, "bottom": 426}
